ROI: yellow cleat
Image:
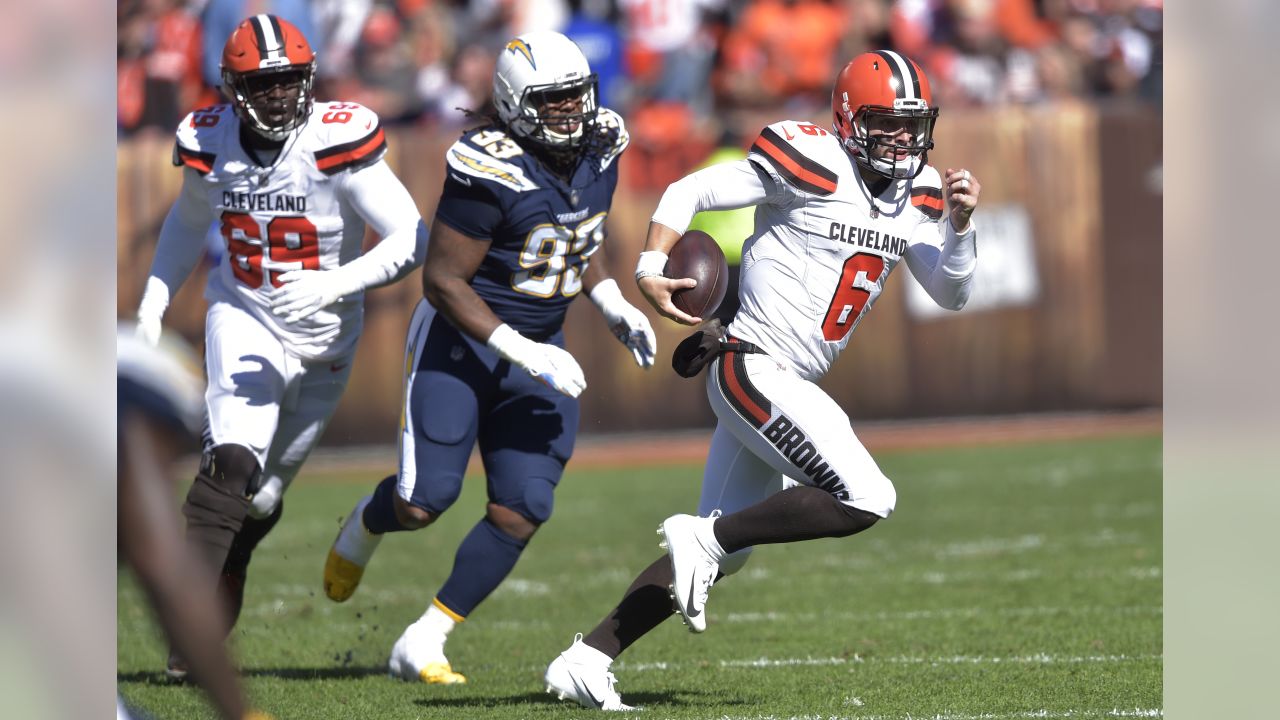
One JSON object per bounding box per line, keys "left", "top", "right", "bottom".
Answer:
{"left": 419, "top": 662, "right": 467, "bottom": 685}
{"left": 323, "top": 547, "right": 365, "bottom": 602}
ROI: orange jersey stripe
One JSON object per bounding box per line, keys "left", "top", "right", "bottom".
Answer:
{"left": 911, "top": 194, "right": 944, "bottom": 211}
{"left": 176, "top": 147, "right": 214, "bottom": 174}
{"left": 316, "top": 128, "right": 386, "bottom": 172}
{"left": 754, "top": 135, "right": 838, "bottom": 194}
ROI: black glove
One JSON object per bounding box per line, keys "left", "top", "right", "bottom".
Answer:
{"left": 671, "top": 318, "right": 727, "bottom": 379}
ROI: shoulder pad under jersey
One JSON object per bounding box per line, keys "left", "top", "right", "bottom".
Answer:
{"left": 173, "top": 104, "right": 234, "bottom": 175}
{"left": 593, "top": 107, "right": 629, "bottom": 171}
{"left": 908, "top": 164, "right": 945, "bottom": 222}
{"left": 748, "top": 120, "right": 841, "bottom": 197}
{"left": 311, "top": 102, "right": 388, "bottom": 176}
{"left": 446, "top": 127, "right": 540, "bottom": 193}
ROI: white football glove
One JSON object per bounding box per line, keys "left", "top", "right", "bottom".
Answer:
{"left": 487, "top": 324, "right": 587, "bottom": 398}
{"left": 269, "top": 269, "right": 364, "bottom": 324}
{"left": 135, "top": 313, "right": 163, "bottom": 348}
{"left": 588, "top": 279, "right": 657, "bottom": 369}
{"left": 135, "top": 276, "right": 170, "bottom": 348}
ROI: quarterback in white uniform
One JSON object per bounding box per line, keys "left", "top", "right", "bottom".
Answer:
{"left": 545, "top": 50, "right": 980, "bottom": 710}
{"left": 133, "top": 14, "right": 425, "bottom": 677}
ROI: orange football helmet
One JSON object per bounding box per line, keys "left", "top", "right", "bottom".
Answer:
{"left": 221, "top": 14, "right": 316, "bottom": 141}
{"left": 831, "top": 50, "right": 938, "bottom": 180}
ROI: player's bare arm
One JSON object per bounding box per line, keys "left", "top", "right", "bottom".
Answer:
{"left": 421, "top": 218, "right": 504, "bottom": 344}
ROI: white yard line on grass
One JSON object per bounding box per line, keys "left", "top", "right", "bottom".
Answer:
{"left": 707, "top": 709, "right": 1162, "bottom": 720}
{"left": 722, "top": 604, "right": 1161, "bottom": 624}
{"left": 614, "top": 653, "right": 1161, "bottom": 673}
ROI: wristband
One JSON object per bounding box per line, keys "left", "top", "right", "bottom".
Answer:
{"left": 634, "top": 251, "right": 668, "bottom": 281}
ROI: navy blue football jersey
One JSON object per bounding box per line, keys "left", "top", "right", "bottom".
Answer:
{"left": 434, "top": 108, "right": 629, "bottom": 341}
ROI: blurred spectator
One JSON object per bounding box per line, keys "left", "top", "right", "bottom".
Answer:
{"left": 719, "top": 0, "right": 847, "bottom": 109}
{"left": 200, "top": 0, "right": 320, "bottom": 90}
{"left": 311, "top": 0, "right": 375, "bottom": 89}
{"left": 407, "top": 1, "right": 460, "bottom": 122}
{"left": 436, "top": 43, "right": 499, "bottom": 123}
{"left": 562, "top": 0, "right": 627, "bottom": 109}
{"left": 929, "top": 0, "right": 1015, "bottom": 106}
{"left": 348, "top": 4, "right": 421, "bottom": 120}
{"left": 118, "top": 0, "right": 207, "bottom": 135}
{"left": 838, "top": 0, "right": 895, "bottom": 60}
{"left": 620, "top": 0, "right": 725, "bottom": 115}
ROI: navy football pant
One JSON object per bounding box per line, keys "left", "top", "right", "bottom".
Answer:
{"left": 395, "top": 300, "right": 578, "bottom": 617}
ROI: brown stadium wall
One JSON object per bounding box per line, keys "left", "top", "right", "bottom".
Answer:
{"left": 116, "top": 103, "right": 1162, "bottom": 444}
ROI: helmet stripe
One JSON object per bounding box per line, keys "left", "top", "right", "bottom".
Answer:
{"left": 251, "top": 14, "right": 283, "bottom": 62}
{"left": 876, "top": 50, "right": 917, "bottom": 101}
{"left": 266, "top": 15, "right": 285, "bottom": 56}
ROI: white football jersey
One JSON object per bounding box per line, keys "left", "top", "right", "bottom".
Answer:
{"left": 172, "top": 101, "right": 390, "bottom": 360}
{"left": 729, "top": 120, "right": 952, "bottom": 381}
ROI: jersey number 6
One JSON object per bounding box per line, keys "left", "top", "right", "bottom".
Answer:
{"left": 221, "top": 211, "right": 320, "bottom": 289}
{"left": 821, "top": 252, "right": 885, "bottom": 342}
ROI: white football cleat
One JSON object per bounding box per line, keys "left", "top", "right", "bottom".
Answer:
{"left": 545, "top": 634, "right": 634, "bottom": 711}
{"left": 658, "top": 511, "right": 724, "bottom": 633}
{"left": 323, "top": 495, "right": 382, "bottom": 602}
{"left": 387, "top": 621, "right": 466, "bottom": 684}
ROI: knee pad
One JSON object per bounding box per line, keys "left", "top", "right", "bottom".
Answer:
{"left": 717, "top": 547, "right": 754, "bottom": 577}
{"left": 207, "top": 443, "right": 264, "bottom": 498}
{"left": 518, "top": 476, "right": 556, "bottom": 526}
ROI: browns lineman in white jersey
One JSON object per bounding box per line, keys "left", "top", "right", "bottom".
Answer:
{"left": 544, "top": 50, "right": 980, "bottom": 710}
{"left": 133, "top": 15, "right": 425, "bottom": 677}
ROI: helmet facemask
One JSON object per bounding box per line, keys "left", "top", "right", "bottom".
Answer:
{"left": 840, "top": 98, "right": 937, "bottom": 180}
{"left": 224, "top": 63, "right": 315, "bottom": 142}
{"left": 503, "top": 74, "right": 599, "bottom": 165}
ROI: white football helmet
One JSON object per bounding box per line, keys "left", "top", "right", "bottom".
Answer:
{"left": 493, "top": 31, "right": 599, "bottom": 159}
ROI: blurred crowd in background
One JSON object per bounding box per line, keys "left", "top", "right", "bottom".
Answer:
{"left": 119, "top": 0, "right": 1162, "bottom": 188}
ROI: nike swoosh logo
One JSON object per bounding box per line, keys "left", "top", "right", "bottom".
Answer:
{"left": 685, "top": 577, "right": 701, "bottom": 618}
{"left": 583, "top": 683, "right": 605, "bottom": 709}
{"left": 449, "top": 172, "right": 472, "bottom": 186}
{"left": 783, "top": 126, "right": 795, "bottom": 141}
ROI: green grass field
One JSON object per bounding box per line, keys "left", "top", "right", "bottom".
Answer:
{"left": 118, "top": 434, "right": 1162, "bottom": 719}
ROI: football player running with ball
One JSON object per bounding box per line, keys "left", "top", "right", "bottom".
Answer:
{"left": 545, "top": 50, "right": 980, "bottom": 710}
{"left": 133, "top": 15, "right": 426, "bottom": 677}
{"left": 322, "top": 31, "right": 655, "bottom": 685}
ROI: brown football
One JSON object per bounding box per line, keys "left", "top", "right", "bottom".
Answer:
{"left": 666, "top": 230, "right": 729, "bottom": 319}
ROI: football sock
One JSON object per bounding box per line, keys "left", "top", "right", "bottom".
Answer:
{"left": 435, "top": 518, "right": 526, "bottom": 617}
{"left": 584, "top": 556, "right": 676, "bottom": 659}
{"left": 224, "top": 500, "right": 284, "bottom": 578}
{"left": 713, "top": 485, "right": 881, "bottom": 553}
{"left": 419, "top": 600, "right": 460, "bottom": 638}
{"left": 361, "top": 474, "right": 408, "bottom": 534}
{"left": 218, "top": 500, "right": 283, "bottom": 631}
{"left": 334, "top": 495, "right": 382, "bottom": 562}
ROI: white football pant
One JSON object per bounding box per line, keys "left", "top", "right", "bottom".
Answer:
{"left": 203, "top": 301, "right": 354, "bottom": 517}
{"left": 700, "top": 350, "right": 896, "bottom": 575}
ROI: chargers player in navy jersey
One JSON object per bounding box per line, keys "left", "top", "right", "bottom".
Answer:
{"left": 322, "top": 31, "right": 655, "bottom": 685}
